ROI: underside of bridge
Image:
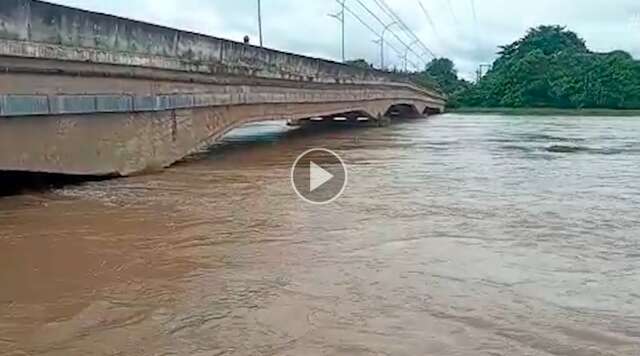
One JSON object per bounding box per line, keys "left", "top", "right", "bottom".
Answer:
{"left": 0, "top": 88, "right": 440, "bottom": 176}
{"left": 0, "top": 0, "right": 446, "bottom": 176}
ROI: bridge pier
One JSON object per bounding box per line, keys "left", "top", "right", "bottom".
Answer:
{"left": 376, "top": 114, "right": 391, "bottom": 127}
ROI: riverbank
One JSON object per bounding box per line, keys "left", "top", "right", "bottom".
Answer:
{"left": 448, "top": 107, "right": 640, "bottom": 116}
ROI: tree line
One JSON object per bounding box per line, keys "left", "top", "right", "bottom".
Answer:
{"left": 348, "top": 26, "right": 640, "bottom": 110}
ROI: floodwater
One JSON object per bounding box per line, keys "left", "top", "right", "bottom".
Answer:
{"left": 1, "top": 114, "right": 639, "bottom": 356}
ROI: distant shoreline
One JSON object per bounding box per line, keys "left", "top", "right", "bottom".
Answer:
{"left": 447, "top": 107, "right": 640, "bottom": 116}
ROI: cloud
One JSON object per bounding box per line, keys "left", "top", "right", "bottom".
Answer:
{"left": 48, "top": 0, "right": 640, "bottom": 81}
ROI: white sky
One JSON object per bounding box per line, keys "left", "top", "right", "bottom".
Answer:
{"left": 50, "top": 0, "right": 640, "bottom": 80}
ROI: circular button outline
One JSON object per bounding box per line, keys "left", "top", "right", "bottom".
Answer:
{"left": 290, "top": 148, "right": 348, "bottom": 205}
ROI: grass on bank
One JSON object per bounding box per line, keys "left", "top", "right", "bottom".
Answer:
{"left": 447, "top": 107, "right": 640, "bottom": 116}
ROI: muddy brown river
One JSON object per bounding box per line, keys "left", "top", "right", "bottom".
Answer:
{"left": 1, "top": 114, "right": 639, "bottom": 355}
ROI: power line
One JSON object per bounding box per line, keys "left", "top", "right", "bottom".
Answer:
{"left": 372, "top": 0, "right": 437, "bottom": 59}
{"left": 469, "top": 0, "right": 478, "bottom": 25}
{"left": 370, "top": 0, "right": 430, "bottom": 57}
{"left": 352, "top": 0, "right": 406, "bottom": 69}
{"left": 341, "top": 3, "right": 379, "bottom": 41}
{"left": 370, "top": 0, "right": 397, "bottom": 23}
{"left": 417, "top": 0, "right": 440, "bottom": 39}
{"left": 328, "top": 0, "right": 346, "bottom": 62}
{"left": 343, "top": 5, "right": 411, "bottom": 66}
{"left": 353, "top": 0, "right": 417, "bottom": 58}
{"left": 352, "top": 0, "right": 433, "bottom": 66}
{"left": 444, "top": 0, "right": 460, "bottom": 28}
{"left": 467, "top": 0, "right": 481, "bottom": 52}
{"left": 340, "top": 1, "right": 423, "bottom": 71}
{"left": 372, "top": 0, "right": 420, "bottom": 46}
{"left": 416, "top": 0, "right": 443, "bottom": 57}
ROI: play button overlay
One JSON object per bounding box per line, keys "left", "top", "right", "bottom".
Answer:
{"left": 310, "top": 161, "right": 333, "bottom": 192}
{"left": 291, "top": 148, "right": 347, "bottom": 204}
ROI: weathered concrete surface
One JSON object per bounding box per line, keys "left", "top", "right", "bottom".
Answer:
{"left": 0, "top": 0, "right": 436, "bottom": 86}
{"left": 0, "top": 97, "right": 434, "bottom": 175}
{"left": 0, "top": 58, "right": 443, "bottom": 117}
{"left": 0, "top": 0, "right": 445, "bottom": 175}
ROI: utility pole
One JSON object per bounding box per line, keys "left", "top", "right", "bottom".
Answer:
{"left": 476, "top": 63, "right": 491, "bottom": 82}
{"left": 329, "top": 0, "right": 346, "bottom": 62}
{"left": 403, "top": 39, "right": 419, "bottom": 72}
{"left": 379, "top": 21, "right": 398, "bottom": 70}
{"left": 257, "top": 0, "right": 263, "bottom": 47}
{"left": 340, "top": 0, "right": 345, "bottom": 62}
{"left": 371, "top": 38, "right": 382, "bottom": 68}
{"left": 401, "top": 53, "right": 408, "bottom": 72}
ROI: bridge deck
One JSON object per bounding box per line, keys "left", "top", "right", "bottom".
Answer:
{"left": 0, "top": 0, "right": 445, "bottom": 175}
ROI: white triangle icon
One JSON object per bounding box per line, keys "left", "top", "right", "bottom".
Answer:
{"left": 310, "top": 161, "right": 334, "bottom": 192}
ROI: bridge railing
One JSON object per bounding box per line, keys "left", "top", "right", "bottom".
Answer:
{"left": 0, "top": 0, "right": 444, "bottom": 100}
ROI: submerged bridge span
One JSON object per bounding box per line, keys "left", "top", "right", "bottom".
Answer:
{"left": 0, "top": 0, "right": 445, "bottom": 175}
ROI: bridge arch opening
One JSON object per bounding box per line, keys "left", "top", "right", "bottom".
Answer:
{"left": 213, "top": 108, "right": 376, "bottom": 148}
{"left": 423, "top": 106, "right": 443, "bottom": 116}
{"left": 384, "top": 104, "right": 422, "bottom": 119}
{"left": 295, "top": 110, "right": 375, "bottom": 125}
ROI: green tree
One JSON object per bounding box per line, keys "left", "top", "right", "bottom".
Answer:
{"left": 413, "top": 58, "right": 470, "bottom": 98}
{"left": 456, "top": 25, "right": 640, "bottom": 109}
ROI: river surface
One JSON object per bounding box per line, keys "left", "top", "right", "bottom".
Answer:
{"left": 1, "top": 114, "right": 639, "bottom": 356}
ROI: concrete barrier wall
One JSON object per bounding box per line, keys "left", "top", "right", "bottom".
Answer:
{"left": 0, "top": 0, "right": 424, "bottom": 85}
{"left": 0, "top": 84, "right": 445, "bottom": 117}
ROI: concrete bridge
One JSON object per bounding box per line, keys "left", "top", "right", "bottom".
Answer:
{"left": 0, "top": 0, "right": 445, "bottom": 176}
